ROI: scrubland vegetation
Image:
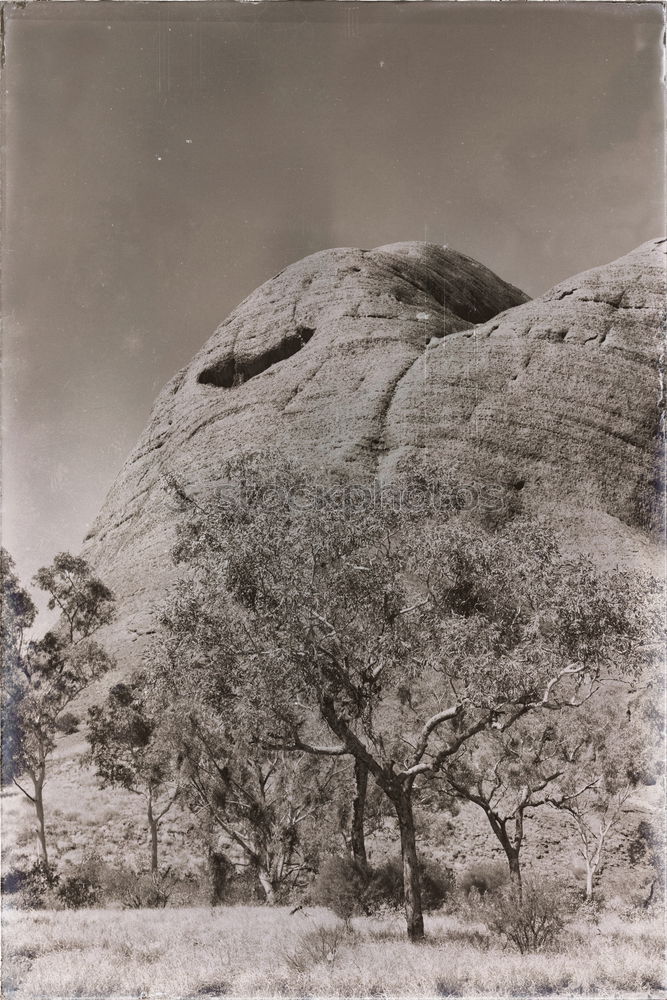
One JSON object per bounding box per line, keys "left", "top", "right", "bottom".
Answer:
{"left": 3, "top": 905, "right": 665, "bottom": 999}
{"left": 2, "top": 452, "right": 664, "bottom": 997}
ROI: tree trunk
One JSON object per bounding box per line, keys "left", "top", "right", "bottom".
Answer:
{"left": 485, "top": 810, "right": 523, "bottom": 900}
{"left": 208, "top": 850, "right": 232, "bottom": 906}
{"left": 507, "top": 850, "right": 522, "bottom": 897}
{"left": 585, "top": 862, "right": 594, "bottom": 900}
{"left": 147, "top": 797, "right": 159, "bottom": 873}
{"left": 34, "top": 781, "right": 49, "bottom": 869}
{"left": 395, "top": 790, "right": 424, "bottom": 942}
{"left": 510, "top": 810, "right": 524, "bottom": 898}
{"left": 351, "top": 758, "right": 368, "bottom": 868}
{"left": 257, "top": 869, "right": 277, "bottom": 905}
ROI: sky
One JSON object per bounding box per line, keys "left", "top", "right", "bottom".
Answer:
{"left": 2, "top": 0, "right": 664, "bottom": 606}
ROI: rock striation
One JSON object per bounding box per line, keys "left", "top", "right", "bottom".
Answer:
{"left": 82, "top": 239, "right": 665, "bottom": 670}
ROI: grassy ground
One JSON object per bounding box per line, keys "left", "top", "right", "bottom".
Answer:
{"left": 2, "top": 905, "right": 665, "bottom": 999}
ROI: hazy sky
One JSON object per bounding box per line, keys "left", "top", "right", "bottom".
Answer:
{"left": 2, "top": 1, "right": 664, "bottom": 601}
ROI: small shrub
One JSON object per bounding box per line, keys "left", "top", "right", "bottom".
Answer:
{"left": 435, "top": 976, "right": 465, "bottom": 997}
{"left": 223, "top": 869, "right": 265, "bottom": 905}
{"left": 54, "top": 851, "right": 116, "bottom": 908}
{"left": 575, "top": 892, "right": 605, "bottom": 926}
{"left": 364, "top": 857, "right": 402, "bottom": 912}
{"left": 169, "top": 867, "right": 210, "bottom": 907}
{"left": 309, "top": 853, "right": 455, "bottom": 922}
{"left": 58, "top": 874, "right": 100, "bottom": 909}
{"left": 476, "top": 877, "right": 571, "bottom": 954}
{"left": 117, "top": 867, "right": 176, "bottom": 908}
{"left": 285, "top": 924, "right": 348, "bottom": 973}
{"left": 309, "top": 855, "right": 368, "bottom": 925}
{"left": 459, "top": 860, "right": 508, "bottom": 898}
{"left": 2, "top": 860, "right": 60, "bottom": 909}
{"left": 55, "top": 711, "right": 80, "bottom": 735}
{"left": 366, "top": 855, "right": 454, "bottom": 913}
{"left": 191, "top": 983, "right": 229, "bottom": 997}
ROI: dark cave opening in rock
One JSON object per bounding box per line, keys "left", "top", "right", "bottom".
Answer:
{"left": 197, "top": 326, "right": 316, "bottom": 388}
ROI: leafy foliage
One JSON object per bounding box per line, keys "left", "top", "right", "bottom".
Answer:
{"left": 365, "top": 855, "right": 455, "bottom": 913}
{"left": 458, "top": 860, "right": 509, "bottom": 898}
{"left": 149, "top": 452, "right": 657, "bottom": 939}
{"left": 546, "top": 696, "right": 659, "bottom": 898}
{"left": 2, "top": 859, "right": 60, "bottom": 909}
{"left": 54, "top": 711, "right": 81, "bottom": 736}
{"left": 309, "top": 855, "right": 368, "bottom": 924}
{"left": 87, "top": 676, "right": 181, "bottom": 872}
{"left": 57, "top": 872, "right": 101, "bottom": 909}
{"left": 475, "top": 877, "right": 572, "bottom": 953}
{"left": 443, "top": 710, "right": 594, "bottom": 885}
{"left": 1, "top": 548, "right": 115, "bottom": 866}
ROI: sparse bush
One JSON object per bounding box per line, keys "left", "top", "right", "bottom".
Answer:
{"left": 476, "top": 877, "right": 571, "bottom": 953}
{"left": 116, "top": 867, "right": 176, "bottom": 908}
{"left": 366, "top": 855, "right": 454, "bottom": 913}
{"left": 55, "top": 711, "right": 81, "bottom": 735}
{"left": 2, "top": 860, "right": 60, "bottom": 909}
{"left": 221, "top": 869, "right": 265, "bottom": 905}
{"left": 309, "top": 855, "right": 368, "bottom": 925}
{"left": 435, "top": 976, "right": 465, "bottom": 997}
{"left": 167, "top": 866, "right": 210, "bottom": 907}
{"left": 285, "top": 923, "right": 348, "bottom": 973}
{"left": 458, "top": 860, "right": 508, "bottom": 899}
{"left": 61, "top": 854, "right": 205, "bottom": 909}
{"left": 57, "top": 873, "right": 100, "bottom": 909}
{"left": 576, "top": 892, "right": 606, "bottom": 926}
{"left": 309, "top": 853, "right": 455, "bottom": 923}
{"left": 191, "top": 981, "right": 229, "bottom": 998}
{"left": 54, "top": 852, "right": 115, "bottom": 908}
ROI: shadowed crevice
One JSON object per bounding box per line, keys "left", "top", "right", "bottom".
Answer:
{"left": 198, "top": 326, "right": 316, "bottom": 388}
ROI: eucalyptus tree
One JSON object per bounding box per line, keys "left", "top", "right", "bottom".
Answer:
{"left": 2, "top": 550, "right": 115, "bottom": 869}
{"left": 443, "top": 713, "right": 587, "bottom": 892}
{"left": 147, "top": 613, "right": 342, "bottom": 903}
{"left": 154, "top": 454, "right": 655, "bottom": 940}
{"left": 547, "top": 697, "right": 657, "bottom": 899}
{"left": 87, "top": 676, "right": 182, "bottom": 873}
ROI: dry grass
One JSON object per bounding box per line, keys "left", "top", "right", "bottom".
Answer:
{"left": 2, "top": 905, "right": 664, "bottom": 999}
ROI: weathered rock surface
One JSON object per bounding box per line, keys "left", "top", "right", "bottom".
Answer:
{"left": 83, "top": 238, "right": 665, "bottom": 670}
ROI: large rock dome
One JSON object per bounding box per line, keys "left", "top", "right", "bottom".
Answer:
{"left": 82, "top": 238, "right": 665, "bottom": 670}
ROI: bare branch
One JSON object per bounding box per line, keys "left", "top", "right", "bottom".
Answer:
{"left": 12, "top": 777, "right": 36, "bottom": 803}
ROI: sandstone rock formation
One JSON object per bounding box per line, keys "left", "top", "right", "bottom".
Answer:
{"left": 83, "top": 238, "right": 665, "bottom": 670}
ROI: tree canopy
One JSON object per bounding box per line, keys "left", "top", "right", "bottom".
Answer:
{"left": 150, "top": 453, "right": 658, "bottom": 938}
{"left": 1, "top": 548, "right": 116, "bottom": 867}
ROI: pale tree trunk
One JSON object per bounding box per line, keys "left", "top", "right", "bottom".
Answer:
{"left": 395, "top": 788, "right": 424, "bottom": 943}
{"left": 351, "top": 759, "right": 368, "bottom": 868}
{"left": 585, "top": 862, "right": 594, "bottom": 900}
{"left": 573, "top": 811, "right": 609, "bottom": 900}
{"left": 584, "top": 831, "right": 604, "bottom": 900}
{"left": 257, "top": 869, "right": 278, "bottom": 905}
